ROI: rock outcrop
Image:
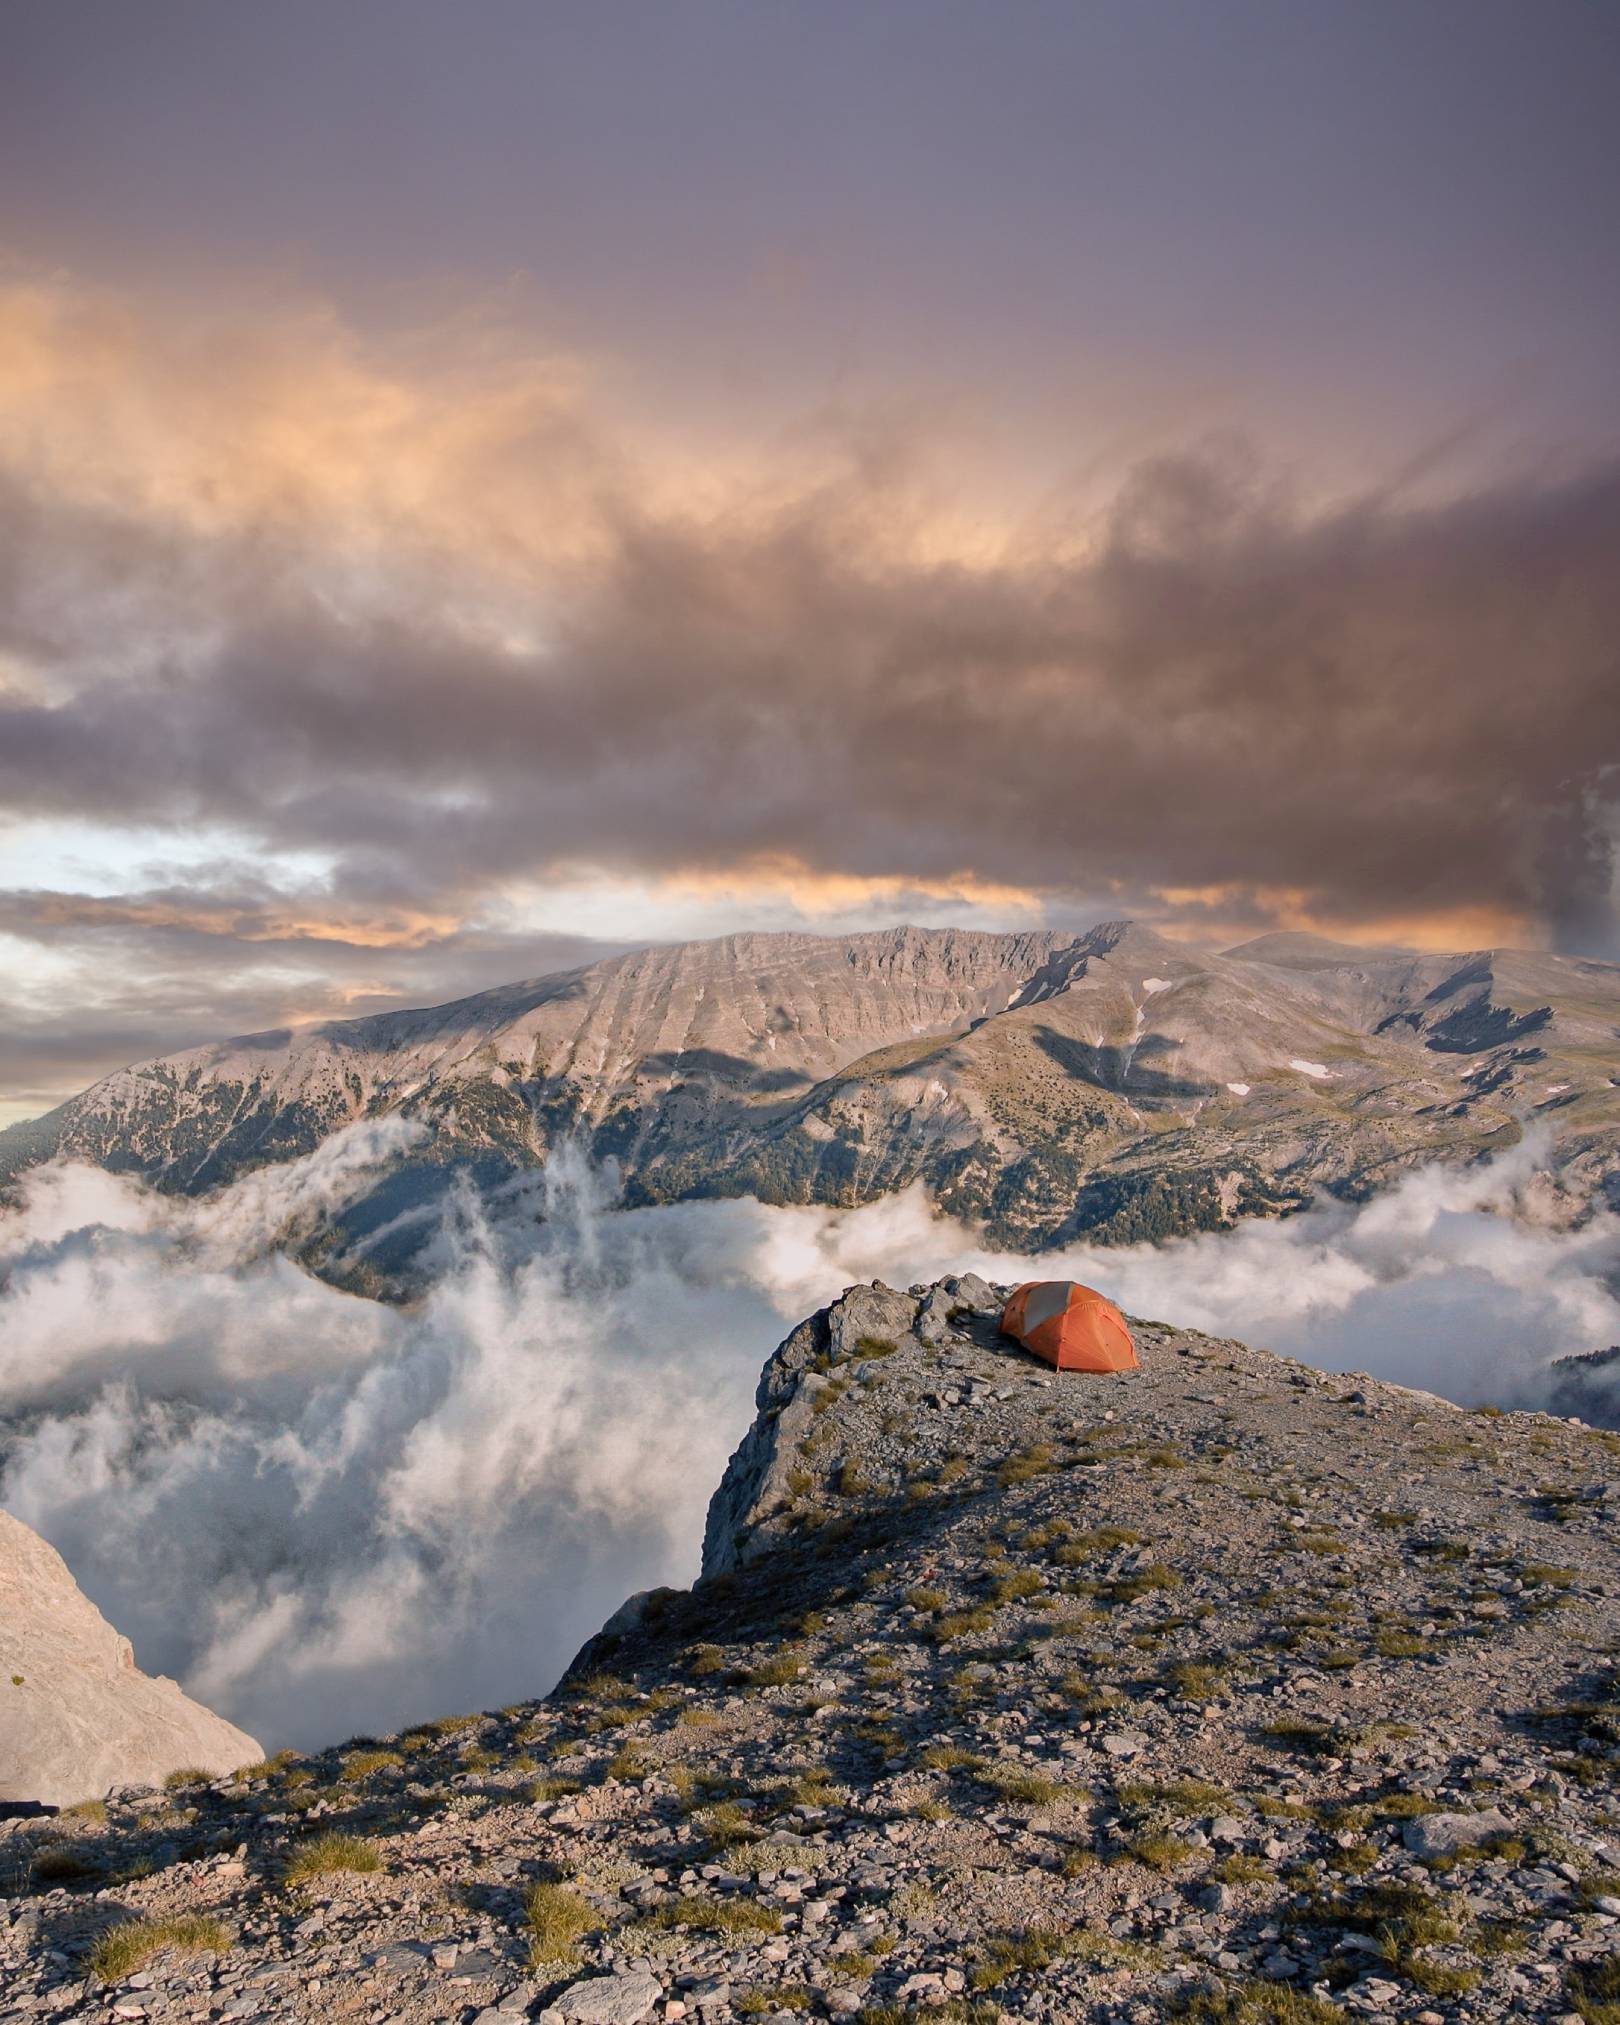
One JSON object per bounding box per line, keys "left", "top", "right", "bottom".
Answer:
{"left": 0, "top": 1510, "right": 260, "bottom": 1809}
{"left": 6, "top": 1283, "right": 1620, "bottom": 2020}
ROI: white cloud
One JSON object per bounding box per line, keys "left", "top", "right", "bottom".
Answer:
{"left": 1, "top": 1125, "right": 1615, "bottom": 1749}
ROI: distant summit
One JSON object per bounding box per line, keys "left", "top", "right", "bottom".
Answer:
{"left": 3, "top": 921, "right": 1617, "bottom": 1255}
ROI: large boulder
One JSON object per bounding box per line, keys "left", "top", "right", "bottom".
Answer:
{"left": 0, "top": 1509, "right": 261, "bottom": 1808}
{"left": 700, "top": 1281, "right": 923, "bottom": 1576}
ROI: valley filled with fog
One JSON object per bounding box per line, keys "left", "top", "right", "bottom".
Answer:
{"left": 2, "top": 1124, "right": 1616, "bottom": 1750}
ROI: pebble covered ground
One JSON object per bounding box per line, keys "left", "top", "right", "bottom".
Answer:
{"left": 6, "top": 1274, "right": 1620, "bottom": 2025}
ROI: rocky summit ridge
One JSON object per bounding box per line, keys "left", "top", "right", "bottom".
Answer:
{"left": 7, "top": 1279, "right": 1620, "bottom": 2023}
{"left": 4, "top": 921, "right": 1619, "bottom": 1256}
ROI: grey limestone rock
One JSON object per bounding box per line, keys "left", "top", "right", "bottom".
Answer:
{"left": 0, "top": 1508, "right": 261, "bottom": 1808}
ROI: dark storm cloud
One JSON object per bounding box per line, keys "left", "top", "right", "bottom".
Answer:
{"left": 3, "top": 437, "right": 1618, "bottom": 953}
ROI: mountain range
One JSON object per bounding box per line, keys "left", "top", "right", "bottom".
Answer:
{"left": 3, "top": 920, "right": 1618, "bottom": 1254}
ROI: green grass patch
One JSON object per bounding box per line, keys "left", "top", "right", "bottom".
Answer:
{"left": 339, "top": 1748, "right": 402, "bottom": 1782}
{"left": 643, "top": 1892, "right": 782, "bottom": 1936}
{"left": 282, "top": 1833, "right": 383, "bottom": 1885}
{"left": 89, "top": 1915, "right": 232, "bottom": 1983}
{"left": 525, "top": 1881, "right": 600, "bottom": 1966}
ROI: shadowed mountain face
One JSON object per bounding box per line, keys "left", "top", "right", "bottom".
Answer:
{"left": 4, "top": 921, "right": 1619, "bottom": 1253}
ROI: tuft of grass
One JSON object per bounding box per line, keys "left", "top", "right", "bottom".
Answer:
{"left": 922, "top": 1743, "right": 983, "bottom": 1772}
{"left": 161, "top": 1765, "right": 214, "bottom": 1791}
{"left": 236, "top": 1749, "right": 300, "bottom": 1782}
{"left": 526, "top": 1773, "right": 583, "bottom": 1803}
{"left": 30, "top": 1843, "right": 101, "bottom": 1883}
{"left": 992, "top": 1568, "right": 1045, "bottom": 1604}
{"left": 1117, "top": 1777, "right": 1229, "bottom": 1814}
{"left": 695, "top": 1800, "right": 759, "bottom": 1849}
{"left": 55, "top": 1797, "right": 108, "bottom": 1823}
{"left": 281, "top": 1832, "right": 383, "bottom": 1885}
{"left": 1213, "top": 1853, "right": 1273, "bottom": 1884}
{"left": 339, "top": 1748, "right": 402, "bottom": 1782}
{"left": 525, "top": 1881, "right": 599, "bottom": 1965}
{"left": 983, "top": 1766, "right": 1063, "bottom": 1807}
{"left": 996, "top": 1443, "right": 1057, "bottom": 1487}
{"left": 1100, "top": 1565, "right": 1180, "bottom": 1604}
{"left": 1169, "top": 1987, "right": 1347, "bottom": 2023}
{"left": 644, "top": 1891, "right": 782, "bottom": 1936}
{"left": 1569, "top": 1952, "right": 1620, "bottom": 2023}
{"left": 746, "top": 1648, "right": 806, "bottom": 1688}
{"left": 930, "top": 1604, "right": 995, "bottom": 1643}
{"left": 906, "top": 1585, "right": 947, "bottom": 1612}
{"left": 89, "top": 1915, "right": 232, "bottom": 1983}
{"left": 1519, "top": 1561, "right": 1578, "bottom": 1589}
{"left": 1165, "top": 1659, "right": 1227, "bottom": 1701}
{"left": 1054, "top": 1525, "right": 1143, "bottom": 1563}
{"left": 736, "top": 1989, "right": 813, "bottom": 2016}
{"left": 1123, "top": 1831, "right": 1194, "bottom": 1874}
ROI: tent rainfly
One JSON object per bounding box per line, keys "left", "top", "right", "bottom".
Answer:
{"left": 999, "top": 1280, "right": 1138, "bottom": 1373}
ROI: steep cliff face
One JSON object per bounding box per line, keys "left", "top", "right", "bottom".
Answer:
{"left": 701, "top": 1278, "right": 925, "bottom": 1577}
{"left": 701, "top": 1276, "right": 992, "bottom": 1577}
{"left": 0, "top": 1511, "right": 260, "bottom": 1808}
{"left": 6, "top": 920, "right": 1620, "bottom": 1252}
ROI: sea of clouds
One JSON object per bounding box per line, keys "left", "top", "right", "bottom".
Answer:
{"left": 2, "top": 1122, "right": 1617, "bottom": 1749}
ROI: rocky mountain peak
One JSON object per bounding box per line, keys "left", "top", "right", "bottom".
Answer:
{"left": 3, "top": 921, "right": 1618, "bottom": 1267}
{"left": 8, "top": 1278, "right": 1620, "bottom": 2017}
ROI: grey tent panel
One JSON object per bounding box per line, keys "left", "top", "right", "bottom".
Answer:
{"left": 1019, "top": 1282, "right": 1073, "bottom": 1332}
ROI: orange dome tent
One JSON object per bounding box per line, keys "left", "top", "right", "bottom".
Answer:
{"left": 1000, "top": 1281, "right": 1138, "bottom": 1373}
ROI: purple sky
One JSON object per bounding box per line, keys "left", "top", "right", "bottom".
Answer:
{"left": 1, "top": 1, "right": 1618, "bottom": 1119}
